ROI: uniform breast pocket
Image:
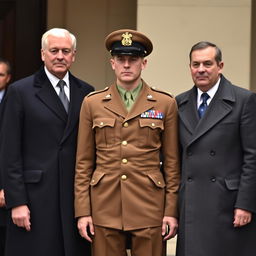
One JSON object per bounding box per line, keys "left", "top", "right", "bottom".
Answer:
{"left": 138, "top": 119, "right": 164, "bottom": 147}
{"left": 93, "top": 118, "right": 116, "bottom": 147}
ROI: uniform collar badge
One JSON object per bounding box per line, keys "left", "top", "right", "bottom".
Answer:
{"left": 141, "top": 110, "right": 164, "bottom": 119}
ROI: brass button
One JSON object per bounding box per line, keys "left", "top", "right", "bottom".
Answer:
{"left": 157, "top": 181, "right": 161, "bottom": 185}
{"left": 122, "top": 158, "right": 128, "bottom": 164}
{"left": 91, "top": 179, "right": 95, "bottom": 183}
{"left": 100, "top": 122, "right": 104, "bottom": 126}
{"left": 122, "top": 141, "right": 128, "bottom": 146}
{"left": 123, "top": 122, "right": 129, "bottom": 127}
{"left": 121, "top": 175, "right": 127, "bottom": 180}
{"left": 151, "top": 123, "right": 155, "bottom": 127}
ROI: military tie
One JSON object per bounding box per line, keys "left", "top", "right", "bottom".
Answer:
{"left": 124, "top": 91, "right": 134, "bottom": 111}
{"left": 198, "top": 92, "right": 210, "bottom": 118}
{"left": 57, "top": 80, "right": 69, "bottom": 113}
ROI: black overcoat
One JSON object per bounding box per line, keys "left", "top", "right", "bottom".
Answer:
{"left": 0, "top": 90, "right": 7, "bottom": 227}
{"left": 1, "top": 67, "right": 94, "bottom": 256}
{"left": 176, "top": 75, "right": 256, "bottom": 256}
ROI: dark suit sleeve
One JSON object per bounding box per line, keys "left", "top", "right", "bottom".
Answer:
{"left": 0, "top": 96, "right": 8, "bottom": 190}
{"left": 235, "top": 92, "right": 256, "bottom": 213}
{"left": 1, "top": 85, "right": 28, "bottom": 209}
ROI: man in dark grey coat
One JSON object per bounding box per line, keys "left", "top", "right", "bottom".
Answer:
{"left": 176, "top": 41, "right": 256, "bottom": 256}
{"left": 1, "top": 28, "right": 94, "bottom": 256}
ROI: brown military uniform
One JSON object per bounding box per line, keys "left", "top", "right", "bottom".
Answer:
{"left": 75, "top": 81, "right": 180, "bottom": 228}
{"left": 75, "top": 28, "right": 180, "bottom": 256}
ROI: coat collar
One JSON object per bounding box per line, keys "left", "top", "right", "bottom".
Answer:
{"left": 178, "top": 75, "right": 235, "bottom": 145}
{"left": 34, "top": 67, "right": 86, "bottom": 144}
{"left": 101, "top": 81, "right": 157, "bottom": 121}
{"left": 34, "top": 67, "right": 68, "bottom": 122}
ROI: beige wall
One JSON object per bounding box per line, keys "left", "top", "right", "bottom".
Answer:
{"left": 47, "top": 0, "right": 252, "bottom": 94}
{"left": 47, "top": 0, "right": 136, "bottom": 89}
{"left": 138, "top": 0, "right": 251, "bottom": 96}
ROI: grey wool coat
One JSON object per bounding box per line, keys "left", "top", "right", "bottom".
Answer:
{"left": 175, "top": 75, "right": 256, "bottom": 256}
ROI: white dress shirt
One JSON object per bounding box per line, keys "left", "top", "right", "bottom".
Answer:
{"left": 197, "top": 77, "right": 221, "bottom": 109}
{"left": 44, "top": 66, "right": 70, "bottom": 101}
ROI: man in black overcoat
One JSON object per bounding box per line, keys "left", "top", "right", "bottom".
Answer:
{"left": 176, "top": 41, "right": 256, "bottom": 256}
{"left": 1, "top": 28, "right": 94, "bottom": 256}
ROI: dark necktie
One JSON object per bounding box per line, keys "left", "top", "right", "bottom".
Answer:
{"left": 198, "top": 92, "right": 209, "bottom": 118}
{"left": 57, "top": 80, "right": 69, "bottom": 113}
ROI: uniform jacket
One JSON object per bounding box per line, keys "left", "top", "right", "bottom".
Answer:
{"left": 176, "top": 75, "right": 256, "bottom": 256}
{"left": 1, "top": 67, "right": 94, "bottom": 256}
{"left": 75, "top": 81, "right": 180, "bottom": 231}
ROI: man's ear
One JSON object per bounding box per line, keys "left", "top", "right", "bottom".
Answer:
{"left": 110, "top": 58, "right": 115, "bottom": 70}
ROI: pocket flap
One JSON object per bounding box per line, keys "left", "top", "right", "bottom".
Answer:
{"left": 90, "top": 172, "right": 105, "bottom": 186}
{"left": 225, "top": 178, "right": 240, "bottom": 190}
{"left": 139, "top": 119, "right": 163, "bottom": 130}
{"left": 93, "top": 118, "right": 115, "bottom": 129}
{"left": 24, "top": 170, "right": 43, "bottom": 183}
{"left": 147, "top": 172, "right": 166, "bottom": 188}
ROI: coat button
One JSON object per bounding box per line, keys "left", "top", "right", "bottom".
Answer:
{"left": 157, "top": 181, "right": 161, "bottom": 185}
{"left": 211, "top": 177, "right": 216, "bottom": 182}
{"left": 122, "top": 141, "right": 128, "bottom": 146}
{"left": 187, "top": 177, "right": 193, "bottom": 182}
{"left": 123, "top": 122, "right": 129, "bottom": 127}
{"left": 122, "top": 158, "right": 128, "bottom": 164}
{"left": 210, "top": 150, "right": 216, "bottom": 156}
{"left": 151, "top": 123, "right": 155, "bottom": 127}
{"left": 187, "top": 151, "right": 192, "bottom": 156}
{"left": 121, "top": 175, "right": 127, "bottom": 180}
{"left": 100, "top": 121, "right": 104, "bottom": 126}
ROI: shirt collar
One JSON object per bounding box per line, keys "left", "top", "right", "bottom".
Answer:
{"left": 0, "top": 90, "right": 5, "bottom": 103}
{"left": 116, "top": 81, "right": 143, "bottom": 101}
{"left": 44, "top": 66, "right": 70, "bottom": 89}
{"left": 197, "top": 77, "right": 221, "bottom": 105}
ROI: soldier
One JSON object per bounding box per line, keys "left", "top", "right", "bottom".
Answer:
{"left": 74, "top": 29, "right": 180, "bottom": 256}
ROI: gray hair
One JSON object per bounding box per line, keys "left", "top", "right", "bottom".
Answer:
{"left": 41, "top": 28, "right": 77, "bottom": 50}
{"left": 189, "top": 41, "right": 222, "bottom": 64}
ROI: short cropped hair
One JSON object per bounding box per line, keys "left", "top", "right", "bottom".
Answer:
{"left": 189, "top": 41, "right": 222, "bottom": 64}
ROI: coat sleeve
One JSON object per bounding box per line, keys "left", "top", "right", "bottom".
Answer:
{"left": 235, "top": 92, "right": 256, "bottom": 213}
{"left": 1, "top": 85, "right": 29, "bottom": 209}
{"left": 162, "top": 98, "right": 180, "bottom": 217}
{"left": 74, "top": 97, "right": 95, "bottom": 218}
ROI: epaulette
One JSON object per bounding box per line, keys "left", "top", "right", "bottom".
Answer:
{"left": 87, "top": 87, "right": 109, "bottom": 97}
{"left": 150, "top": 86, "right": 173, "bottom": 98}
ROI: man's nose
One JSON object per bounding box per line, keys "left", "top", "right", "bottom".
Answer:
{"left": 56, "top": 50, "right": 64, "bottom": 59}
{"left": 198, "top": 63, "right": 205, "bottom": 72}
{"left": 124, "top": 60, "right": 130, "bottom": 67}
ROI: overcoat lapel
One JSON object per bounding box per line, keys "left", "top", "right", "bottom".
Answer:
{"left": 35, "top": 68, "right": 68, "bottom": 122}
{"left": 185, "top": 76, "right": 235, "bottom": 147}
{"left": 60, "top": 75, "right": 86, "bottom": 144}
{"left": 178, "top": 87, "right": 199, "bottom": 134}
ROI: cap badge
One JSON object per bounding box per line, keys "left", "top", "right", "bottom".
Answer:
{"left": 121, "top": 32, "right": 133, "bottom": 46}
